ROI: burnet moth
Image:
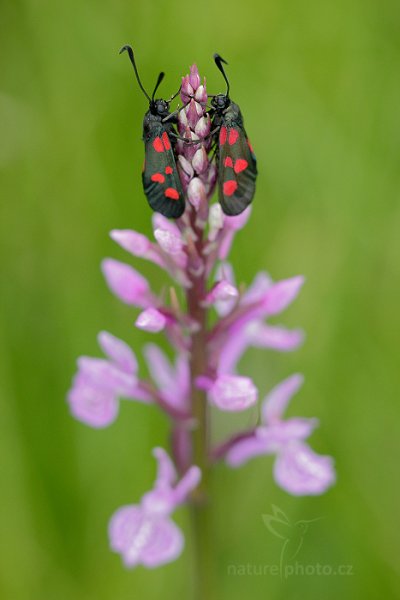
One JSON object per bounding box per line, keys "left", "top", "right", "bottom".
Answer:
{"left": 120, "top": 46, "right": 185, "bottom": 219}
{"left": 210, "top": 54, "right": 257, "bottom": 216}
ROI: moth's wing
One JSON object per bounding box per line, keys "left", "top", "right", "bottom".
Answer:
{"left": 217, "top": 125, "right": 257, "bottom": 216}
{"left": 142, "top": 129, "right": 185, "bottom": 219}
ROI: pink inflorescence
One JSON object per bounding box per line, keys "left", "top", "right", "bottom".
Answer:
{"left": 67, "top": 64, "right": 335, "bottom": 569}
{"left": 177, "top": 65, "right": 216, "bottom": 223}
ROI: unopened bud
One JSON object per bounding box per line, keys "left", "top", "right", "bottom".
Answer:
{"left": 189, "top": 64, "right": 201, "bottom": 90}
{"left": 192, "top": 146, "right": 208, "bottom": 175}
{"left": 180, "top": 75, "right": 193, "bottom": 103}
{"left": 187, "top": 177, "right": 207, "bottom": 211}
{"left": 186, "top": 99, "right": 202, "bottom": 129}
{"left": 195, "top": 83, "right": 207, "bottom": 105}
{"left": 195, "top": 115, "right": 211, "bottom": 138}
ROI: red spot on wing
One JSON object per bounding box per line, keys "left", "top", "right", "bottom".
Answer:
{"left": 151, "top": 173, "right": 165, "bottom": 183}
{"left": 234, "top": 159, "right": 248, "bottom": 173}
{"left": 247, "top": 139, "right": 254, "bottom": 153}
{"left": 165, "top": 166, "right": 173, "bottom": 174}
{"left": 224, "top": 157, "right": 234, "bottom": 168}
{"left": 153, "top": 137, "right": 164, "bottom": 153}
{"left": 165, "top": 187, "right": 180, "bottom": 200}
{"left": 223, "top": 180, "right": 238, "bottom": 196}
{"left": 228, "top": 129, "right": 239, "bottom": 145}
{"left": 219, "top": 126, "right": 227, "bottom": 145}
{"left": 162, "top": 131, "right": 171, "bottom": 150}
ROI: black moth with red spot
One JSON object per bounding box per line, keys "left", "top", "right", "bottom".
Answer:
{"left": 120, "top": 46, "right": 185, "bottom": 219}
{"left": 210, "top": 54, "right": 257, "bottom": 216}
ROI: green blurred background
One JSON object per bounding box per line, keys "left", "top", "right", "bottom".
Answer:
{"left": 1, "top": 0, "right": 399, "bottom": 598}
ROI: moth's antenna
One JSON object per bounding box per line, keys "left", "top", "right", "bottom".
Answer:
{"left": 213, "top": 53, "right": 230, "bottom": 97}
{"left": 168, "top": 84, "right": 182, "bottom": 102}
{"left": 119, "top": 45, "right": 151, "bottom": 102}
{"left": 151, "top": 72, "right": 165, "bottom": 101}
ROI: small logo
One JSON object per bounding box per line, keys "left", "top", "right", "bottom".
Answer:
{"left": 262, "top": 505, "right": 322, "bottom": 577}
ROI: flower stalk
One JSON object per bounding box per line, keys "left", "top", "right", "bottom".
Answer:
{"left": 67, "top": 61, "right": 335, "bottom": 590}
{"left": 179, "top": 69, "right": 216, "bottom": 597}
{"left": 186, "top": 211, "right": 214, "bottom": 599}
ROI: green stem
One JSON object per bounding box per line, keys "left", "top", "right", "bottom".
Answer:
{"left": 186, "top": 220, "right": 214, "bottom": 600}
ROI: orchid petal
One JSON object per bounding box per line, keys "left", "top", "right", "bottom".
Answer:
{"left": 249, "top": 323, "right": 305, "bottom": 351}
{"left": 217, "top": 332, "right": 248, "bottom": 374}
{"left": 152, "top": 213, "right": 181, "bottom": 239}
{"left": 154, "top": 228, "right": 184, "bottom": 256}
{"left": 208, "top": 375, "right": 258, "bottom": 412}
{"left": 139, "top": 518, "right": 184, "bottom": 568}
{"left": 262, "top": 374, "right": 304, "bottom": 424}
{"left": 68, "top": 376, "right": 118, "bottom": 428}
{"left": 77, "top": 356, "right": 137, "bottom": 396}
{"left": 153, "top": 447, "right": 177, "bottom": 489}
{"left": 208, "top": 204, "right": 224, "bottom": 241}
{"left": 261, "top": 276, "right": 304, "bottom": 316}
{"left": 242, "top": 272, "right": 273, "bottom": 304}
{"left": 143, "top": 344, "right": 188, "bottom": 409}
{"left": 225, "top": 435, "right": 271, "bottom": 467}
{"left": 143, "top": 344, "right": 175, "bottom": 392}
{"left": 101, "top": 258, "right": 153, "bottom": 308}
{"left": 173, "top": 466, "right": 201, "bottom": 504}
{"left": 109, "top": 506, "right": 184, "bottom": 568}
{"left": 109, "top": 505, "right": 143, "bottom": 555}
{"left": 110, "top": 229, "right": 164, "bottom": 267}
{"left": 204, "top": 280, "right": 238, "bottom": 306}
{"left": 274, "top": 442, "right": 336, "bottom": 496}
{"left": 224, "top": 206, "right": 252, "bottom": 231}
{"left": 214, "top": 262, "right": 237, "bottom": 316}
{"left": 257, "top": 418, "right": 318, "bottom": 444}
{"left": 97, "top": 331, "right": 138, "bottom": 374}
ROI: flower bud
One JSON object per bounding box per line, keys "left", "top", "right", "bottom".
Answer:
{"left": 177, "top": 107, "right": 188, "bottom": 135}
{"left": 136, "top": 308, "right": 167, "bottom": 333}
{"left": 186, "top": 99, "right": 202, "bottom": 129}
{"left": 180, "top": 75, "right": 193, "bottom": 104}
{"left": 189, "top": 64, "right": 201, "bottom": 90}
{"left": 187, "top": 177, "right": 206, "bottom": 211}
{"left": 195, "top": 115, "right": 211, "bottom": 138}
{"left": 194, "top": 83, "right": 207, "bottom": 105}
{"left": 178, "top": 155, "right": 194, "bottom": 183}
{"left": 208, "top": 204, "right": 224, "bottom": 240}
{"left": 192, "top": 146, "right": 208, "bottom": 175}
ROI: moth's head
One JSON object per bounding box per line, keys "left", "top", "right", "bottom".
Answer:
{"left": 211, "top": 94, "right": 230, "bottom": 111}
{"left": 151, "top": 99, "right": 170, "bottom": 118}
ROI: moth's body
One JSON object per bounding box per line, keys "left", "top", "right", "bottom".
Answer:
{"left": 120, "top": 46, "right": 185, "bottom": 219}
{"left": 139, "top": 100, "right": 184, "bottom": 218}
{"left": 211, "top": 93, "right": 257, "bottom": 216}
